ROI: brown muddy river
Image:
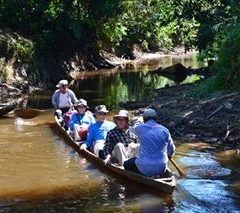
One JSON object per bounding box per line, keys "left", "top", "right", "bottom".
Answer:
{"left": 1, "top": 56, "right": 240, "bottom": 212}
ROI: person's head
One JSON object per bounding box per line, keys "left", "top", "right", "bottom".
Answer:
{"left": 143, "top": 108, "right": 157, "bottom": 122}
{"left": 95, "top": 105, "right": 109, "bottom": 122}
{"left": 76, "top": 99, "right": 88, "bottom": 114}
{"left": 113, "top": 110, "right": 129, "bottom": 130}
{"left": 56, "top": 80, "right": 68, "bottom": 93}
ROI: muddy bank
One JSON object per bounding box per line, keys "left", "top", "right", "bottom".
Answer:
{"left": 121, "top": 83, "right": 240, "bottom": 148}
{"left": 0, "top": 84, "right": 28, "bottom": 112}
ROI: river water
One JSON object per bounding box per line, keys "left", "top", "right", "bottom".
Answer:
{"left": 1, "top": 55, "right": 240, "bottom": 212}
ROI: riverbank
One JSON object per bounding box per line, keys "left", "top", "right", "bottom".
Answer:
{"left": 101, "top": 48, "right": 196, "bottom": 66}
{"left": 121, "top": 81, "right": 240, "bottom": 148}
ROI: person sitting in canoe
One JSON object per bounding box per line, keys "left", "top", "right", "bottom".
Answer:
{"left": 102, "top": 110, "right": 139, "bottom": 166}
{"left": 52, "top": 79, "right": 78, "bottom": 122}
{"left": 124, "top": 108, "right": 175, "bottom": 177}
{"left": 69, "top": 99, "right": 95, "bottom": 141}
{"left": 80, "top": 105, "right": 116, "bottom": 157}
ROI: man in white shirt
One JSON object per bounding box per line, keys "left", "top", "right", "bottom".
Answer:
{"left": 52, "top": 79, "right": 78, "bottom": 121}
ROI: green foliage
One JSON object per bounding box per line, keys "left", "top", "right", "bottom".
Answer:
{"left": 0, "top": 0, "right": 227, "bottom": 55}
{"left": 0, "top": 32, "right": 34, "bottom": 62}
{"left": 197, "top": 0, "right": 240, "bottom": 62}
{"left": 100, "top": 0, "right": 202, "bottom": 53}
{"left": 102, "top": 20, "right": 127, "bottom": 45}
{"left": 197, "top": 26, "right": 240, "bottom": 92}
{"left": 214, "top": 27, "right": 240, "bottom": 89}
{"left": 195, "top": 76, "right": 217, "bottom": 94}
{"left": 0, "top": 0, "right": 240, "bottom": 94}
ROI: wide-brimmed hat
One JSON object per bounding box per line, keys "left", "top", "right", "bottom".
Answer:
{"left": 56, "top": 79, "right": 68, "bottom": 88}
{"left": 144, "top": 108, "right": 157, "bottom": 118}
{"left": 114, "top": 110, "right": 129, "bottom": 120}
{"left": 95, "top": 105, "right": 109, "bottom": 113}
{"left": 76, "top": 99, "right": 88, "bottom": 107}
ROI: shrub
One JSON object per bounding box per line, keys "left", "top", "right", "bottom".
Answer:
{"left": 214, "top": 27, "right": 240, "bottom": 89}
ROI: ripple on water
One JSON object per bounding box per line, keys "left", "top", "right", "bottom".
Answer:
{"left": 180, "top": 154, "right": 232, "bottom": 179}
{"left": 178, "top": 179, "right": 238, "bottom": 212}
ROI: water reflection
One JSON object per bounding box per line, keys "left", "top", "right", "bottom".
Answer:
{"left": 27, "top": 55, "right": 203, "bottom": 111}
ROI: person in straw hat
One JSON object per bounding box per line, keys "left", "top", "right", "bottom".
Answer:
{"left": 124, "top": 108, "right": 175, "bottom": 177}
{"left": 69, "top": 99, "right": 95, "bottom": 142}
{"left": 80, "top": 105, "right": 115, "bottom": 157}
{"left": 52, "top": 79, "right": 78, "bottom": 121}
{"left": 102, "top": 110, "right": 139, "bottom": 166}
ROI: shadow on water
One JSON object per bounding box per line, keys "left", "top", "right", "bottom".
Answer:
{"left": 0, "top": 179, "right": 174, "bottom": 213}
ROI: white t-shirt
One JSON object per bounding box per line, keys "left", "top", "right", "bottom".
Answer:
{"left": 58, "top": 93, "right": 69, "bottom": 108}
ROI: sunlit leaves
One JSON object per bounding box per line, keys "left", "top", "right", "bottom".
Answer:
{"left": 103, "top": 21, "right": 127, "bottom": 44}
{"left": 0, "top": 0, "right": 240, "bottom": 75}
{"left": 44, "top": 1, "right": 64, "bottom": 20}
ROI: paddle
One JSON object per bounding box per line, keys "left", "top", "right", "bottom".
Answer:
{"left": 14, "top": 108, "right": 52, "bottom": 119}
{"left": 169, "top": 158, "right": 186, "bottom": 177}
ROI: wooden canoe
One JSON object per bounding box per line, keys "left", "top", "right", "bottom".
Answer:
{"left": 0, "top": 102, "right": 18, "bottom": 117}
{"left": 54, "top": 116, "right": 176, "bottom": 194}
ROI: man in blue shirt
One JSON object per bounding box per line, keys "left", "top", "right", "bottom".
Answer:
{"left": 69, "top": 99, "right": 95, "bottom": 141}
{"left": 80, "top": 105, "right": 116, "bottom": 157}
{"left": 124, "top": 108, "right": 175, "bottom": 177}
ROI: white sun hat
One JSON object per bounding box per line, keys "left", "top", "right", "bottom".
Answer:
{"left": 95, "top": 105, "right": 109, "bottom": 113}
{"left": 114, "top": 110, "right": 129, "bottom": 119}
{"left": 56, "top": 79, "right": 68, "bottom": 88}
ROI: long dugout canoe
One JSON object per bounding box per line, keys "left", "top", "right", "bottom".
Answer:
{"left": 54, "top": 116, "right": 176, "bottom": 194}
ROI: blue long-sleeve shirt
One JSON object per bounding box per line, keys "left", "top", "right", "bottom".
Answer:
{"left": 85, "top": 120, "right": 116, "bottom": 149}
{"left": 133, "top": 120, "right": 175, "bottom": 176}
{"left": 69, "top": 111, "right": 95, "bottom": 130}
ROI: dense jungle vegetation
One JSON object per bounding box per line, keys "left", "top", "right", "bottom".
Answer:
{"left": 0, "top": 0, "right": 240, "bottom": 90}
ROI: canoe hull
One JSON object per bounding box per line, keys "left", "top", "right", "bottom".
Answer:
{"left": 0, "top": 102, "right": 17, "bottom": 116}
{"left": 54, "top": 117, "right": 176, "bottom": 194}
